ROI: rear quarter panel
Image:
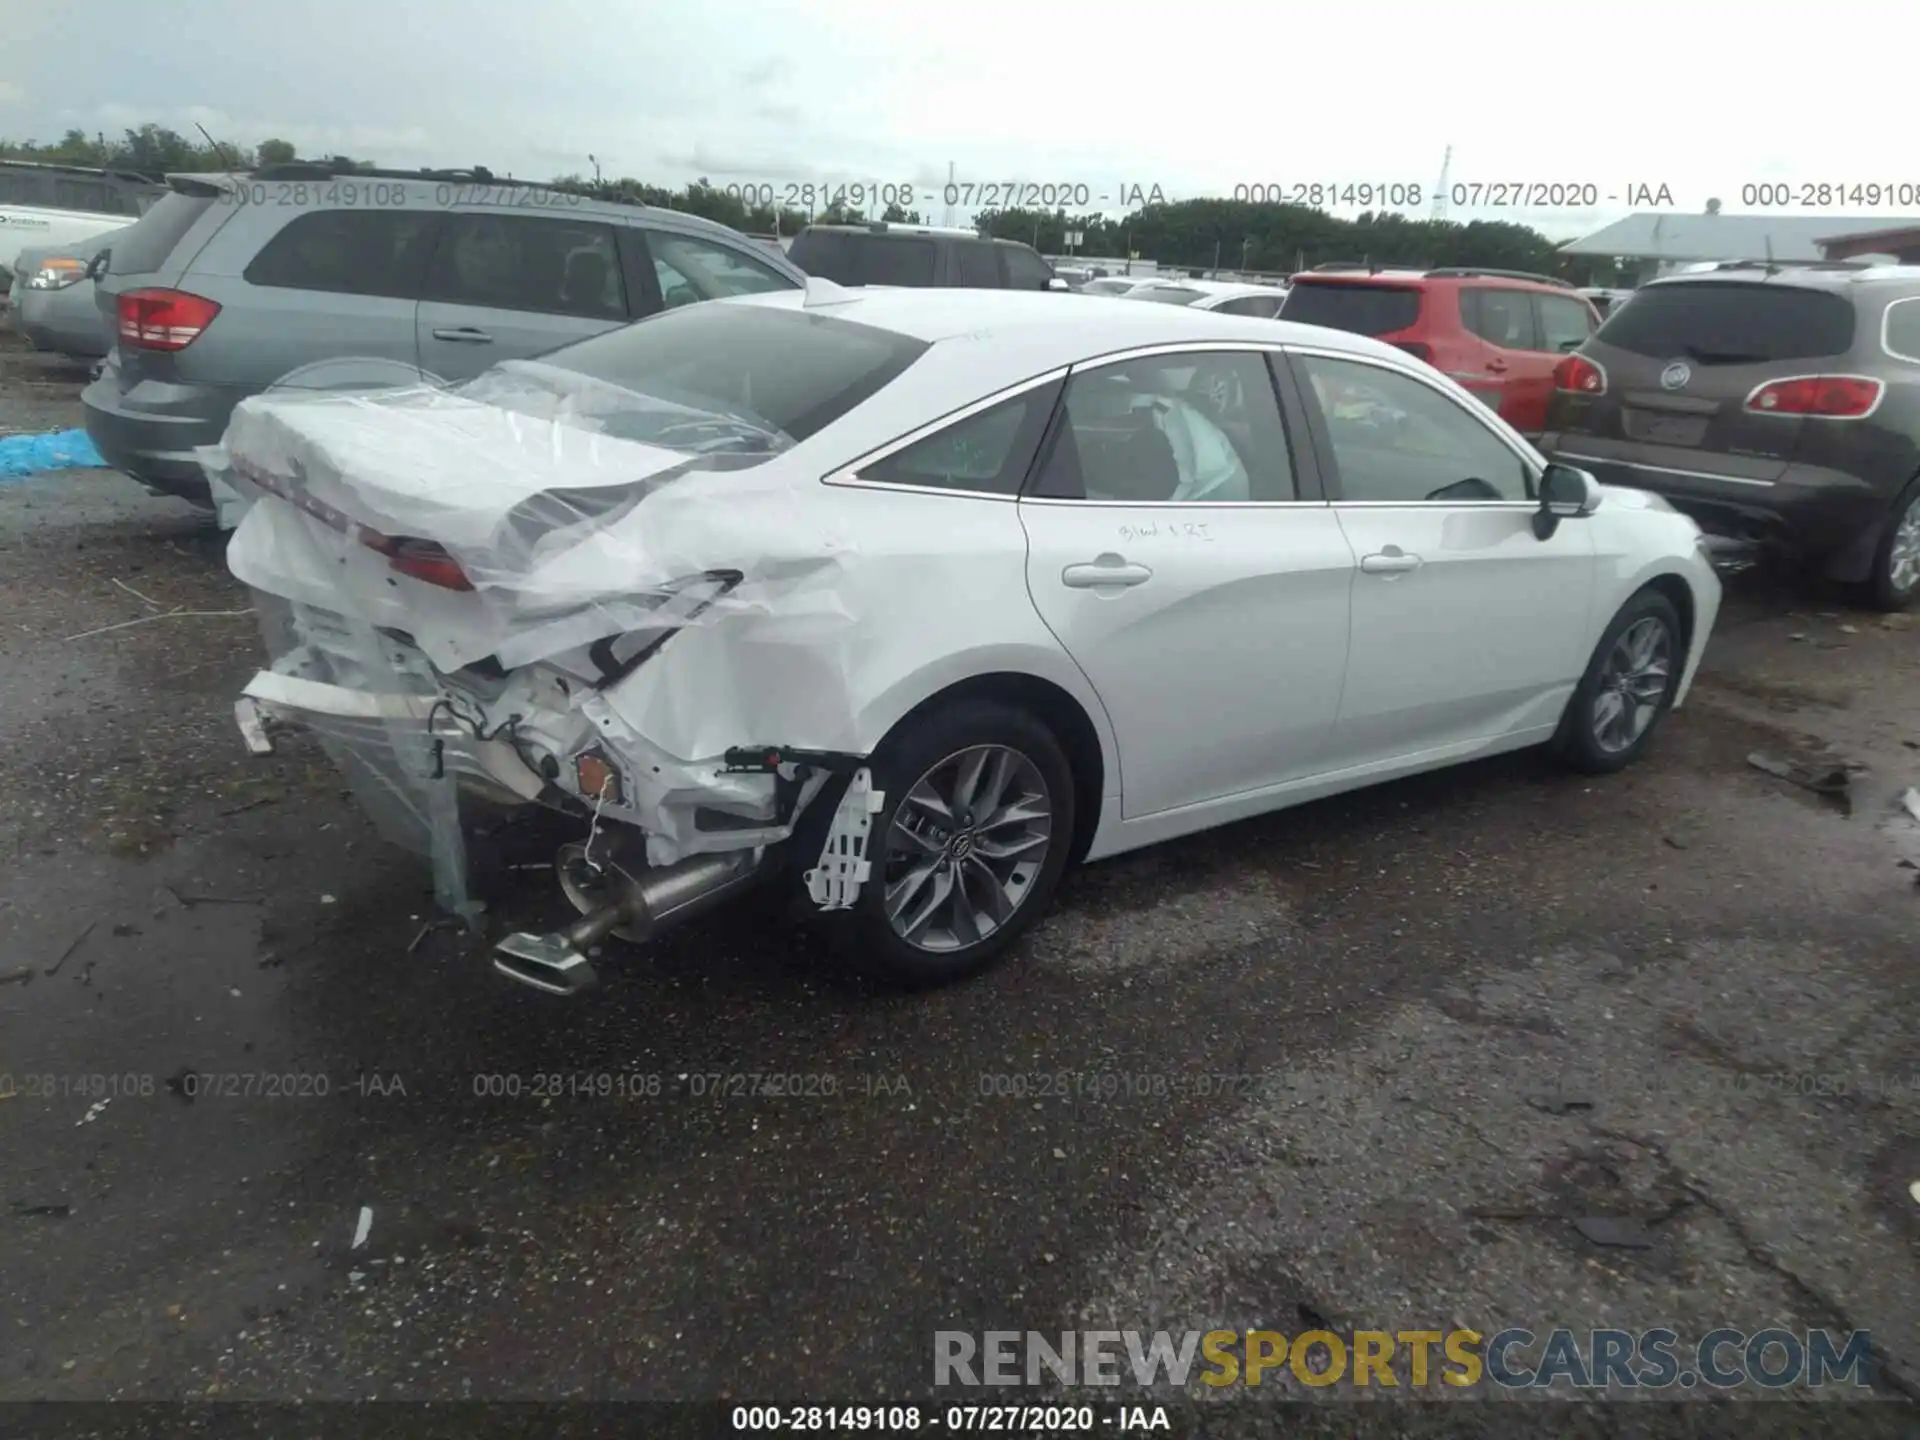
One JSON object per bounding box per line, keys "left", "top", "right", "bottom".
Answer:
{"left": 598, "top": 482, "right": 1115, "bottom": 772}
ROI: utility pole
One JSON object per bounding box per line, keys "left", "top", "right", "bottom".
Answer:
{"left": 1431, "top": 144, "right": 1453, "bottom": 223}
{"left": 943, "top": 161, "right": 955, "bottom": 227}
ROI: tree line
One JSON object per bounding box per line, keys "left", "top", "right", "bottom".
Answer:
{"left": 1, "top": 127, "right": 1605, "bottom": 281}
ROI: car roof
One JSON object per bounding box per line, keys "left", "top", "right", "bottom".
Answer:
{"left": 799, "top": 222, "right": 981, "bottom": 238}
{"left": 154, "top": 170, "right": 772, "bottom": 247}
{"left": 725, "top": 285, "right": 1409, "bottom": 373}
{"left": 1635, "top": 263, "right": 1920, "bottom": 293}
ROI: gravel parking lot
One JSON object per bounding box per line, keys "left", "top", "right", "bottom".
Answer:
{"left": 1, "top": 326, "right": 1916, "bottom": 1432}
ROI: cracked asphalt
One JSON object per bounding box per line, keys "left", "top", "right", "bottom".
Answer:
{"left": 1, "top": 326, "right": 1916, "bottom": 1435}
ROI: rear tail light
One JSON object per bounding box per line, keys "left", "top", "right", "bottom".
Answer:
{"left": 116, "top": 288, "right": 220, "bottom": 351}
{"left": 1390, "top": 341, "right": 1433, "bottom": 363}
{"left": 1553, "top": 355, "right": 1606, "bottom": 394}
{"left": 359, "top": 531, "right": 474, "bottom": 592}
{"left": 1744, "top": 375, "right": 1883, "bottom": 418}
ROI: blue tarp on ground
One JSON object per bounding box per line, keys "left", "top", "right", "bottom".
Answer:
{"left": 0, "top": 428, "right": 108, "bottom": 478}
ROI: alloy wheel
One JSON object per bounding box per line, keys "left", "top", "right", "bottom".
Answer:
{"left": 881, "top": 745, "right": 1053, "bottom": 953}
{"left": 1591, "top": 616, "right": 1673, "bottom": 754}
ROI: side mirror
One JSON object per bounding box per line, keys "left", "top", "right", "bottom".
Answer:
{"left": 1046, "top": 277, "right": 1070, "bottom": 292}
{"left": 1533, "top": 462, "right": 1601, "bottom": 539}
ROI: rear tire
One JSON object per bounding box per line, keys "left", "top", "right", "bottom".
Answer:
{"left": 830, "top": 699, "right": 1075, "bottom": 986}
{"left": 1553, "top": 588, "right": 1684, "bottom": 775}
{"left": 1864, "top": 479, "right": 1920, "bottom": 613}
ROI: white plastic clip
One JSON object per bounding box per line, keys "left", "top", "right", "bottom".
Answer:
{"left": 804, "top": 768, "right": 885, "bottom": 911}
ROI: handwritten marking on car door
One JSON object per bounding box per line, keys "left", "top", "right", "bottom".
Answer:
{"left": 1118, "top": 519, "right": 1213, "bottom": 543}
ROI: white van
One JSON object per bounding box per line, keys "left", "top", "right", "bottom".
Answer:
{"left": 0, "top": 161, "right": 167, "bottom": 287}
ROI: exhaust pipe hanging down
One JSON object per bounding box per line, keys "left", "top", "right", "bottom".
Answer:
{"left": 493, "top": 842, "right": 765, "bottom": 995}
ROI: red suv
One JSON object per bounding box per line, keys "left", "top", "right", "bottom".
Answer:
{"left": 1278, "top": 266, "right": 1602, "bottom": 437}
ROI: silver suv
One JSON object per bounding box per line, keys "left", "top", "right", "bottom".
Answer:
{"left": 82, "top": 163, "right": 808, "bottom": 505}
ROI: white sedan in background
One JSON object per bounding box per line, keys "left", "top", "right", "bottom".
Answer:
{"left": 1127, "top": 278, "right": 1291, "bottom": 316}
{"left": 218, "top": 283, "right": 1720, "bottom": 997}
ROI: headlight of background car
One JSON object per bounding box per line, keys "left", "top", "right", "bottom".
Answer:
{"left": 27, "top": 258, "right": 89, "bottom": 290}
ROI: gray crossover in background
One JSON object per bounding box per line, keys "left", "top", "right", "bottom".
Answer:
{"left": 1539, "top": 263, "right": 1920, "bottom": 609}
{"left": 82, "top": 164, "right": 808, "bottom": 506}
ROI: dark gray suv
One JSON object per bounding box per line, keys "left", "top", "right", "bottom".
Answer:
{"left": 785, "top": 222, "right": 1063, "bottom": 290}
{"left": 1537, "top": 263, "right": 1920, "bottom": 609}
{"left": 82, "top": 163, "right": 807, "bottom": 506}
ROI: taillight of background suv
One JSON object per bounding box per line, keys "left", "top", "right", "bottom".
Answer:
{"left": 116, "top": 288, "right": 220, "bottom": 351}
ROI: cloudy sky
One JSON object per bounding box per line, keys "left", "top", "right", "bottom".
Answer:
{"left": 5, "top": 0, "right": 1914, "bottom": 241}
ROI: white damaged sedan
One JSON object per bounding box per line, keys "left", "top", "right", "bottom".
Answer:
{"left": 216, "top": 279, "right": 1721, "bottom": 995}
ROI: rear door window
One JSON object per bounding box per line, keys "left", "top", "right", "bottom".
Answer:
{"left": 246, "top": 210, "right": 440, "bottom": 298}
{"left": 999, "top": 245, "right": 1056, "bottom": 291}
{"left": 1536, "top": 294, "right": 1596, "bottom": 353}
{"left": 423, "top": 214, "right": 626, "bottom": 318}
{"left": 1281, "top": 282, "right": 1422, "bottom": 336}
{"left": 953, "top": 239, "right": 1000, "bottom": 287}
{"left": 1594, "top": 282, "right": 1856, "bottom": 361}
{"left": 1459, "top": 288, "right": 1540, "bottom": 349}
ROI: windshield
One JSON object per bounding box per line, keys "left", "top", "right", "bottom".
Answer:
{"left": 1593, "top": 281, "right": 1855, "bottom": 362}
{"left": 1280, "top": 281, "right": 1423, "bottom": 336}
{"left": 1133, "top": 287, "right": 1205, "bottom": 305}
{"left": 478, "top": 301, "right": 931, "bottom": 455}
{"left": 1080, "top": 278, "right": 1138, "bottom": 296}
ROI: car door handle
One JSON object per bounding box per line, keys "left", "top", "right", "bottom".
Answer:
{"left": 431, "top": 327, "right": 492, "bottom": 343}
{"left": 1360, "top": 550, "right": 1423, "bottom": 575}
{"left": 1485, "top": 358, "right": 1509, "bottom": 373}
{"left": 1062, "top": 556, "right": 1153, "bottom": 589}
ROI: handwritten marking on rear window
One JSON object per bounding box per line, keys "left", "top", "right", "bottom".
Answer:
{"left": 1119, "top": 519, "right": 1212, "bottom": 542}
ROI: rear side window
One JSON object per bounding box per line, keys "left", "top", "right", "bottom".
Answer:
{"left": 422, "top": 214, "right": 626, "bottom": 318}
{"left": 1458, "top": 288, "right": 1540, "bottom": 349}
{"left": 247, "top": 210, "right": 440, "bottom": 300}
{"left": 533, "top": 302, "right": 929, "bottom": 444}
{"left": 1281, "top": 281, "right": 1421, "bottom": 336}
{"left": 1081, "top": 278, "right": 1137, "bottom": 296}
{"left": 1217, "top": 294, "right": 1284, "bottom": 317}
{"left": 999, "top": 244, "right": 1055, "bottom": 291}
{"left": 109, "top": 190, "right": 219, "bottom": 275}
{"left": 788, "top": 231, "right": 938, "bottom": 286}
{"left": 1595, "top": 282, "right": 1855, "bottom": 362}
{"left": 1536, "top": 294, "right": 1596, "bottom": 353}
{"left": 1884, "top": 297, "right": 1920, "bottom": 363}
{"left": 954, "top": 240, "right": 1000, "bottom": 287}
{"left": 858, "top": 385, "right": 1058, "bottom": 495}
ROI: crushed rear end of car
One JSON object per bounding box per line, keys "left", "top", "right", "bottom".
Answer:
{"left": 209, "top": 347, "right": 880, "bottom": 995}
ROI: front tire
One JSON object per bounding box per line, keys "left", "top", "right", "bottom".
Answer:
{"left": 1554, "top": 588, "right": 1684, "bottom": 775}
{"left": 1865, "top": 480, "right": 1920, "bottom": 613}
{"left": 839, "top": 699, "right": 1075, "bottom": 986}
